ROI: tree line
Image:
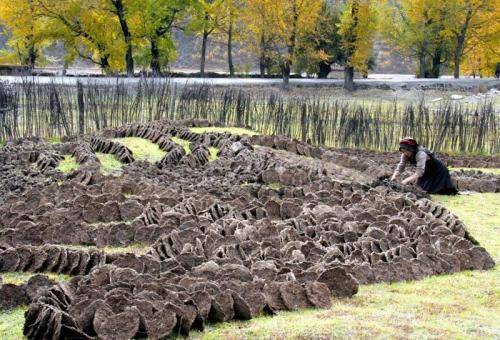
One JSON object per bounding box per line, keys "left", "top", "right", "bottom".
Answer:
{"left": 0, "top": 0, "right": 498, "bottom": 89}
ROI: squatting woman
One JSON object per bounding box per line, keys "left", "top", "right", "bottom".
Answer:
{"left": 390, "top": 138, "right": 458, "bottom": 195}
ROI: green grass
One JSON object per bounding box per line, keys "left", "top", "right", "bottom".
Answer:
{"left": 0, "top": 307, "right": 25, "bottom": 339}
{"left": 208, "top": 147, "right": 219, "bottom": 161}
{"left": 56, "top": 155, "right": 79, "bottom": 173}
{"left": 0, "top": 273, "right": 70, "bottom": 339}
{"left": 190, "top": 126, "right": 259, "bottom": 136}
{"left": 268, "top": 182, "right": 283, "bottom": 190}
{"left": 450, "top": 167, "right": 500, "bottom": 175}
{"left": 45, "top": 137, "right": 61, "bottom": 145}
{"left": 57, "top": 153, "right": 124, "bottom": 176}
{"left": 112, "top": 137, "right": 165, "bottom": 163}
{"left": 1, "top": 272, "right": 70, "bottom": 285}
{"left": 61, "top": 243, "right": 150, "bottom": 255}
{"left": 191, "top": 193, "right": 499, "bottom": 339}
{"left": 96, "top": 152, "right": 122, "bottom": 175}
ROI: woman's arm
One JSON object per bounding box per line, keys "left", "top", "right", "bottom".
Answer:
{"left": 401, "top": 151, "right": 428, "bottom": 185}
{"left": 391, "top": 154, "right": 406, "bottom": 181}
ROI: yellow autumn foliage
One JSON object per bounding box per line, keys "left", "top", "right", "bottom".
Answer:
{"left": 339, "top": 0, "right": 379, "bottom": 73}
{"left": 0, "top": 0, "right": 50, "bottom": 66}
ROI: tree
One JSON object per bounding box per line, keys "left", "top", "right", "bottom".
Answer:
{"left": 383, "top": 0, "right": 495, "bottom": 78}
{"left": 241, "top": 0, "right": 278, "bottom": 77}
{"left": 36, "top": 0, "right": 126, "bottom": 73}
{"left": 36, "top": 0, "right": 138, "bottom": 75}
{"left": 107, "top": 0, "right": 134, "bottom": 76}
{"left": 189, "top": 0, "right": 226, "bottom": 77}
{"left": 442, "top": 0, "right": 495, "bottom": 78}
{"left": 276, "top": 0, "right": 324, "bottom": 87}
{"left": 219, "top": 0, "right": 244, "bottom": 76}
{"left": 460, "top": 5, "right": 500, "bottom": 77}
{"left": 295, "top": 1, "right": 344, "bottom": 78}
{"left": 130, "top": 0, "right": 194, "bottom": 75}
{"left": 339, "top": 0, "right": 378, "bottom": 90}
{"left": 242, "top": 0, "right": 322, "bottom": 85}
{"left": 0, "top": 0, "right": 49, "bottom": 69}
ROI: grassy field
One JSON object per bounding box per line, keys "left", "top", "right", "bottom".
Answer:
{"left": 451, "top": 167, "right": 500, "bottom": 175}
{"left": 1, "top": 193, "right": 497, "bottom": 339}
{"left": 56, "top": 155, "right": 79, "bottom": 173}
{"left": 171, "top": 137, "right": 192, "bottom": 155}
{"left": 1, "top": 272, "right": 70, "bottom": 285}
{"left": 62, "top": 243, "right": 150, "bottom": 255}
{"left": 56, "top": 153, "right": 124, "bottom": 175}
{"left": 111, "top": 137, "right": 165, "bottom": 163}
{"left": 96, "top": 153, "right": 122, "bottom": 175}
{"left": 55, "top": 136, "right": 224, "bottom": 176}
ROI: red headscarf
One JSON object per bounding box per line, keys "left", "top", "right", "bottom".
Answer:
{"left": 399, "top": 137, "right": 418, "bottom": 152}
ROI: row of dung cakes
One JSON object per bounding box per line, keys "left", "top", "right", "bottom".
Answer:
{"left": 0, "top": 121, "right": 496, "bottom": 339}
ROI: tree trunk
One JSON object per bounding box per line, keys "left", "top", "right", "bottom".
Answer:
{"left": 113, "top": 0, "right": 134, "bottom": 76}
{"left": 418, "top": 53, "right": 426, "bottom": 78}
{"left": 62, "top": 61, "right": 68, "bottom": 76}
{"left": 282, "top": 2, "right": 298, "bottom": 88}
{"left": 200, "top": 31, "right": 209, "bottom": 77}
{"left": 318, "top": 62, "right": 331, "bottom": 79}
{"left": 27, "top": 44, "right": 36, "bottom": 70}
{"left": 265, "top": 60, "right": 272, "bottom": 76}
{"left": 453, "top": 31, "right": 467, "bottom": 78}
{"left": 454, "top": 13, "right": 472, "bottom": 79}
{"left": 259, "top": 57, "right": 265, "bottom": 77}
{"left": 100, "top": 55, "right": 111, "bottom": 74}
{"left": 259, "top": 34, "right": 266, "bottom": 77}
{"left": 453, "top": 48, "right": 461, "bottom": 79}
{"left": 343, "top": 1, "right": 358, "bottom": 90}
{"left": 227, "top": 21, "right": 235, "bottom": 77}
{"left": 150, "top": 37, "right": 161, "bottom": 75}
{"left": 282, "top": 63, "right": 290, "bottom": 89}
{"left": 431, "top": 48, "right": 442, "bottom": 78}
{"left": 77, "top": 81, "right": 85, "bottom": 135}
{"left": 344, "top": 66, "right": 354, "bottom": 91}
{"left": 125, "top": 45, "right": 134, "bottom": 76}
{"left": 453, "top": 33, "right": 465, "bottom": 79}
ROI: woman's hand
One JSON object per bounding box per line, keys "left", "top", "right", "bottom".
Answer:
{"left": 401, "top": 174, "right": 419, "bottom": 185}
{"left": 390, "top": 172, "right": 400, "bottom": 182}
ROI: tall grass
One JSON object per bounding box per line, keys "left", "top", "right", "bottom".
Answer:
{"left": 0, "top": 78, "right": 498, "bottom": 154}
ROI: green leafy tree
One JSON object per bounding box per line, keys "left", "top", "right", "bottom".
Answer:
{"left": 295, "top": 1, "right": 344, "bottom": 78}
{"left": 130, "top": 0, "right": 195, "bottom": 75}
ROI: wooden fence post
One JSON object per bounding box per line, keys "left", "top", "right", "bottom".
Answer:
{"left": 77, "top": 81, "right": 85, "bottom": 135}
